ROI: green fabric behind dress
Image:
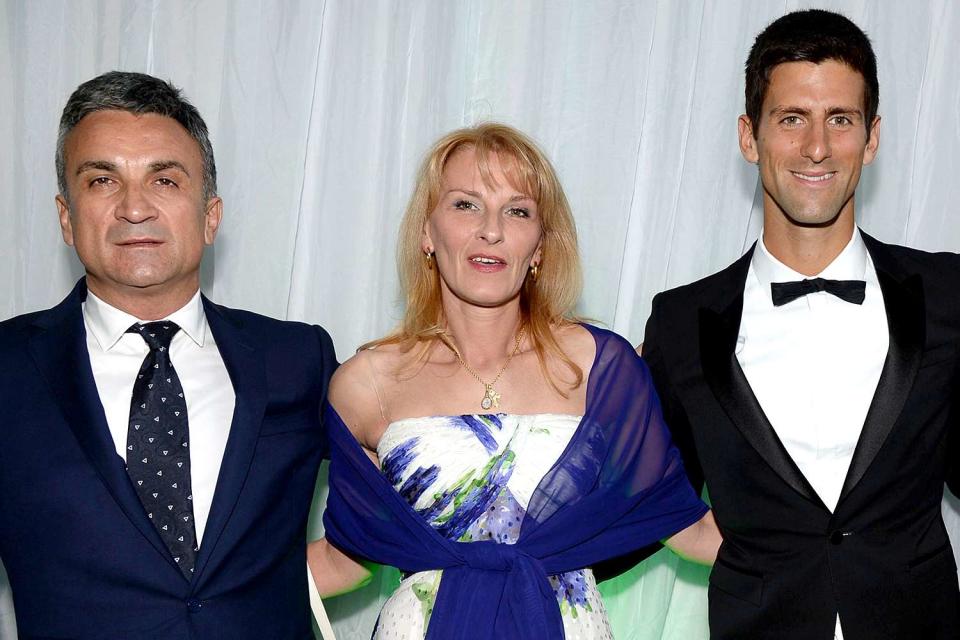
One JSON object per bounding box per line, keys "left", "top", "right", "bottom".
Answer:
{"left": 598, "top": 549, "right": 709, "bottom": 639}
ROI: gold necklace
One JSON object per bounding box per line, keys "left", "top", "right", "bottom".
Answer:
{"left": 449, "top": 327, "right": 526, "bottom": 411}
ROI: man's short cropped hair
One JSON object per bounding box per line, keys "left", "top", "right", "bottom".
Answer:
{"left": 56, "top": 71, "right": 217, "bottom": 201}
{"left": 745, "top": 9, "right": 879, "bottom": 139}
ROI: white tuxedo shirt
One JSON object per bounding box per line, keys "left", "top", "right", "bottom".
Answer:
{"left": 737, "top": 229, "right": 888, "bottom": 639}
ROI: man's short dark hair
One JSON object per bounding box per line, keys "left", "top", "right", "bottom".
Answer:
{"left": 56, "top": 71, "right": 217, "bottom": 202}
{"left": 745, "top": 9, "right": 879, "bottom": 139}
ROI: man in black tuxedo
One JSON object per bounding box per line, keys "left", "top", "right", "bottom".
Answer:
{"left": 643, "top": 10, "right": 960, "bottom": 639}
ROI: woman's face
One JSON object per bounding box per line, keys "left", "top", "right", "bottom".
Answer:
{"left": 423, "top": 148, "right": 543, "bottom": 310}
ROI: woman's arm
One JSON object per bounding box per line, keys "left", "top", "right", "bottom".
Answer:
{"left": 308, "top": 352, "right": 387, "bottom": 597}
{"left": 308, "top": 538, "right": 373, "bottom": 598}
{"left": 663, "top": 510, "right": 722, "bottom": 565}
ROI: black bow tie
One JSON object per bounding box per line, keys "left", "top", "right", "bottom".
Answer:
{"left": 770, "top": 278, "right": 866, "bottom": 307}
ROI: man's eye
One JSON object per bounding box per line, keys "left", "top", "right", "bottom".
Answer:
{"left": 830, "top": 115, "right": 853, "bottom": 126}
{"left": 156, "top": 177, "right": 178, "bottom": 187}
{"left": 453, "top": 200, "right": 478, "bottom": 211}
{"left": 781, "top": 116, "right": 801, "bottom": 125}
{"left": 90, "top": 176, "right": 113, "bottom": 187}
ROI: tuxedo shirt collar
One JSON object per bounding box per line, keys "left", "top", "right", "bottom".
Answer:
{"left": 83, "top": 288, "right": 207, "bottom": 351}
{"left": 751, "top": 227, "right": 869, "bottom": 293}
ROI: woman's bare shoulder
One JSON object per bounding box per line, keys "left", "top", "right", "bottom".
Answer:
{"left": 329, "top": 349, "right": 391, "bottom": 449}
{"left": 552, "top": 322, "right": 598, "bottom": 371}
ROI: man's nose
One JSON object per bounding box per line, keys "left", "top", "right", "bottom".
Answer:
{"left": 800, "top": 123, "right": 831, "bottom": 163}
{"left": 116, "top": 184, "right": 158, "bottom": 222}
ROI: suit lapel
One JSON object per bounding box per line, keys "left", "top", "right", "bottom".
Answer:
{"left": 699, "top": 248, "right": 827, "bottom": 508}
{"left": 192, "top": 297, "right": 268, "bottom": 585}
{"left": 837, "top": 235, "right": 924, "bottom": 504}
{"left": 27, "top": 280, "right": 179, "bottom": 571}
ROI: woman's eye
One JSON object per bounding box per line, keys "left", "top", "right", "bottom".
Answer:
{"left": 453, "top": 200, "right": 478, "bottom": 211}
{"left": 507, "top": 207, "right": 530, "bottom": 218}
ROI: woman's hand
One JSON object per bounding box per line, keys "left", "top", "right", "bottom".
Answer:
{"left": 308, "top": 538, "right": 374, "bottom": 598}
{"left": 663, "top": 510, "right": 722, "bottom": 565}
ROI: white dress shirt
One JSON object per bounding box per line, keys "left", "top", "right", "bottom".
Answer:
{"left": 736, "top": 228, "right": 888, "bottom": 640}
{"left": 83, "top": 289, "right": 235, "bottom": 545}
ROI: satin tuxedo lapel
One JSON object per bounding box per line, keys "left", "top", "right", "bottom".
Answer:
{"left": 26, "top": 281, "right": 179, "bottom": 572}
{"left": 698, "top": 247, "right": 826, "bottom": 507}
{"left": 191, "top": 296, "right": 268, "bottom": 586}
{"left": 837, "top": 234, "right": 924, "bottom": 503}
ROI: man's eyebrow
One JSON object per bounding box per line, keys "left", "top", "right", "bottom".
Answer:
{"left": 149, "top": 160, "right": 190, "bottom": 175}
{"left": 826, "top": 106, "right": 864, "bottom": 118}
{"left": 74, "top": 159, "right": 192, "bottom": 175}
{"left": 75, "top": 160, "right": 117, "bottom": 175}
{"left": 769, "top": 105, "right": 812, "bottom": 117}
{"left": 768, "top": 105, "right": 863, "bottom": 118}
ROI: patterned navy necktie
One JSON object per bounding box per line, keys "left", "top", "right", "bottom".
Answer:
{"left": 126, "top": 321, "right": 197, "bottom": 579}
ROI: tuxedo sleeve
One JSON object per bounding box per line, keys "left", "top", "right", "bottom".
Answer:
{"left": 642, "top": 294, "right": 705, "bottom": 496}
{"left": 593, "top": 296, "right": 705, "bottom": 582}
{"left": 947, "top": 394, "right": 960, "bottom": 498}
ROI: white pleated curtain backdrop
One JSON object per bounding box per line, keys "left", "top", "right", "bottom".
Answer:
{"left": 1, "top": 2, "right": 958, "bottom": 638}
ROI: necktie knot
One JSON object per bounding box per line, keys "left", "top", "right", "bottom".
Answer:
{"left": 770, "top": 277, "right": 866, "bottom": 307}
{"left": 128, "top": 321, "right": 181, "bottom": 352}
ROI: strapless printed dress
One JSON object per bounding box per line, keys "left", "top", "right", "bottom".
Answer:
{"left": 371, "top": 413, "right": 613, "bottom": 640}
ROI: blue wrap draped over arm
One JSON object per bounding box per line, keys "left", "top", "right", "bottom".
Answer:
{"left": 322, "top": 324, "right": 708, "bottom": 639}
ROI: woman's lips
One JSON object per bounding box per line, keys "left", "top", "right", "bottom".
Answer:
{"left": 468, "top": 254, "right": 506, "bottom": 272}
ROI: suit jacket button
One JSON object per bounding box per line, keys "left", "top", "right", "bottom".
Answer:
{"left": 186, "top": 598, "right": 202, "bottom": 613}
{"left": 829, "top": 530, "right": 845, "bottom": 545}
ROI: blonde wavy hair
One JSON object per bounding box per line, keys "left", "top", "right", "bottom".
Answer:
{"left": 367, "top": 123, "right": 584, "bottom": 393}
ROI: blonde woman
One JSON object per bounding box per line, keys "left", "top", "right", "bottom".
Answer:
{"left": 309, "top": 124, "right": 720, "bottom": 639}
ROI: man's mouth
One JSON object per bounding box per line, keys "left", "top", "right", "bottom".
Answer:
{"left": 118, "top": 239, "right": 163, "bottom": 246}
{"left": 791, "top": 171, "right": 836, "bottom": 183}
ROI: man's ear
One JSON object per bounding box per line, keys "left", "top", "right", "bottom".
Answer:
{"left": 203, "top": 197, "right": 223, "bottom": 245}
{"left": 738, "top": 115, "right": 759, "bottom": 164}
{"left": 56, "top": 194, "right": 75, "bottom": 246}
{"left": 863, "top": 115, "right": 881, "bottom": 166}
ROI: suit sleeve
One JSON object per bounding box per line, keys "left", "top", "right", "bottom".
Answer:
{"left": 593, "top": 297, "right": 706, "bottom": 582}
{"left": 947, "top": 380, "right": 960, "bottom": 498}
{"left": 642, "top": 294, "right": 705, "bottom": 497}
{"left": 314, "top": 325, "right": 340, "bottom": 460}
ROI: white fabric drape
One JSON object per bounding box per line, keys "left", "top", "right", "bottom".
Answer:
{"left": 2, "top": 1, "right": 959, "bottom": 638}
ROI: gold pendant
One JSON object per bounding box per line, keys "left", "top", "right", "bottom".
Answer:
{"left": 481, "top": 385, "right": 500, "bottom": 411}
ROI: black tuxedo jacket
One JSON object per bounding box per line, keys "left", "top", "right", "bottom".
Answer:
{"left": 0, "top": 280, "right": 337, "bottom": 639}
{"left": 644, "top": 232, "right": 960, "bottom": 639}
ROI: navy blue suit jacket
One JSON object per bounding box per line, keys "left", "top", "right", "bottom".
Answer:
{"left": 0, "top": 280, "right": 337, "bottom": 639}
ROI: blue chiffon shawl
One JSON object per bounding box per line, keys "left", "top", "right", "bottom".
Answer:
{"left": 323, "top": 324, "right": 707, "bottom": 639}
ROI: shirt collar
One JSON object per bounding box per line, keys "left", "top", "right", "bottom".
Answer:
{"left": 752, "top": 227, "right": 868, "bottom": 291}
{"left": 83, "top": 289, "right": 207, "bottom": 351}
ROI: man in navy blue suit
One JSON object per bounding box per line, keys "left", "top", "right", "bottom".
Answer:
{"left": 0, "top": 71, "right": 337, "bottom": 639}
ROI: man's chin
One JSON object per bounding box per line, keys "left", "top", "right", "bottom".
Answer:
{"left": 89, "top": 271, "right": 178, "bottom": 293}
{"left": 782, "top": 211, "right": 844, "bottom": 228}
